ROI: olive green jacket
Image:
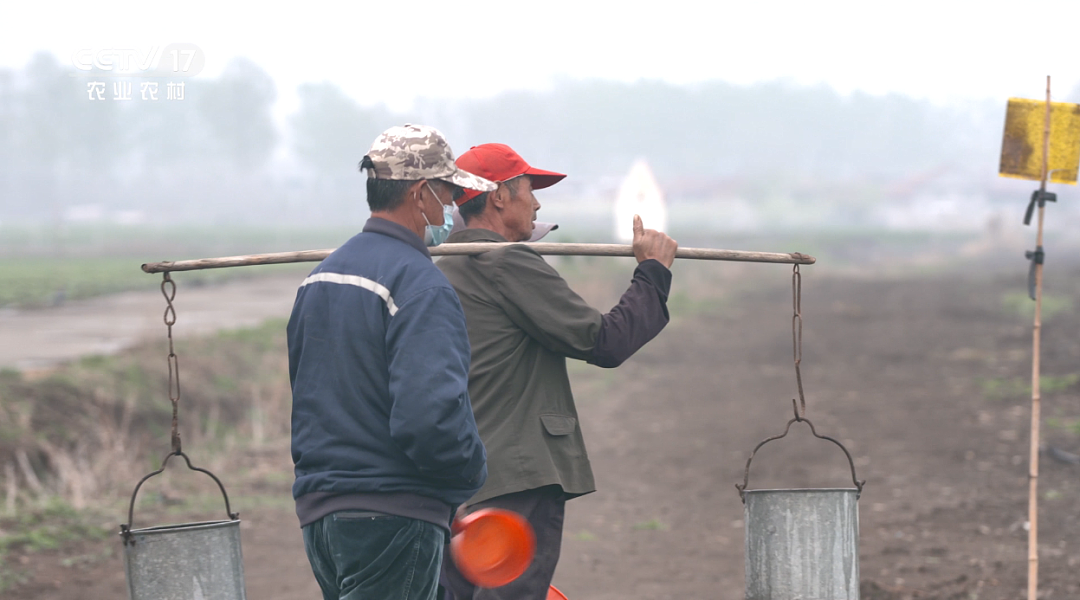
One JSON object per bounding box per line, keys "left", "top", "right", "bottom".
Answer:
{"left": 437, "top": 229, "right": 602, "bottom": 504}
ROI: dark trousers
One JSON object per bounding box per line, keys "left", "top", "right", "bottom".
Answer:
{"left": 440, "top": 486, "right": 566, "bottom": 600}
{"left": 303, "top": 512, "right": 446, "bottom": 600}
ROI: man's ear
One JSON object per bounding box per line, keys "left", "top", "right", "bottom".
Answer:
{"left": 407, "top": 180, "right": 427, "bottom": 205}
{"left": 488, "top": 183, "right": 509, "bottom": 210}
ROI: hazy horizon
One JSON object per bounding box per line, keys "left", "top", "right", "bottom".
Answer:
{"left": 2, "top": 2, "right": 1078, "bottom": 234}
{"left": 4, "top": 1, "right": 1079, "bottom": 116}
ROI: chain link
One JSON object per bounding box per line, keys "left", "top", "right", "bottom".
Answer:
{"left": 161, "top": 273, "right": 181, "bottom": 454}
{"left": 737, "top": 263, "right": 867, "bottom": 499}
{"left": 121, "top": 271, "right": 242, "bottom": 539}
{"left": 792, "top": 264, "right": 806, "bottom": 420}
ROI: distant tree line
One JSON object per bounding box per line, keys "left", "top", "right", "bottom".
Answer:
{"left": 0, "top": 52, "right": 1024, "bottom": 227}
{"left": 0, "top": 52, "right": 284, "bottom": 225}
{"left": 418, "top": 79, "right": 1005, "bottom": 186}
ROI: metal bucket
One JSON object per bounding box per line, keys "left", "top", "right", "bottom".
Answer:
{"left": 736, "top": 411, "right": 866, "bottom": 600}
{"left": 120, "top": 451, "right": 246, "bottom": 600}
{"left": 122, "top": 519, "right": 246, "bottom": 600}
{"left": 744, "top": 488, "right": 859, "bottom": 600}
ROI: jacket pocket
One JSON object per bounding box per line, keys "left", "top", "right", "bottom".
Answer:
{"left": 540, "top": 414, "right": 577, "bottom": 436}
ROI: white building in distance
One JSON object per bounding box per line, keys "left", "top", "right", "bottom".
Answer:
{"left": 614, "top": 159, "right": 668, "bottom": 242}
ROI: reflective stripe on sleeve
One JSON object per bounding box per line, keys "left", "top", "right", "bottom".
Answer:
{"left": 299, "top": 272, "right": 400, "bottom": 316}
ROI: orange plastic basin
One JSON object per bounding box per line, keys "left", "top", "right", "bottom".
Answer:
{"left": 450, "top": 508, "right": 536, "bottom": 588}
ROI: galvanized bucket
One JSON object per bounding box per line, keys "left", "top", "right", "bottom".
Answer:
{"left": 744, "top": 488, "right": 859, "bottom": 600}
{"left": 737, "top": 411, "right": 865, "bottom": 600}
{"left": 120, "top": 451, "right": 246, "bottom": 600}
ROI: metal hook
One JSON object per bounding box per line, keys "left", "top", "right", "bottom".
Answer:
{"left": 120, "top": 450, "right": 238, "bottom": 545}
{"left": 735, "top": 414, "right": 865, "bottom": 503}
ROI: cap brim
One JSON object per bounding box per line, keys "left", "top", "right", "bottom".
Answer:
{"left": 443, "top": 167, "right": 496, "bottom": 193}
{"left": 527, "top": 222, "right": 559, "bottom": 242}
{"left": 522, "top": 167, "right": 566, "bottom": 191}
{"left": 456, "top": 167, "right": 566, "bottom": 205}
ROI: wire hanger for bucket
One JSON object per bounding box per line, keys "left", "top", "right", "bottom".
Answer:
{"left": 120, "top": 273, "right": 238, "bottom": 543}
{"left": 735, "top": 265, "right": 866, "bottom": 502}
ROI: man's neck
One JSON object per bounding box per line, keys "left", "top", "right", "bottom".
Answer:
{"left": 465, "top": 213, "right": 520, "bottom": 242}
{"left": 371, "top": 210, "right": 424, "bottom": 239}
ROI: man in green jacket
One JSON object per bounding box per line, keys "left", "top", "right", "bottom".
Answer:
{"left": 437, "top": 143, "right": 677, "bottom": 600}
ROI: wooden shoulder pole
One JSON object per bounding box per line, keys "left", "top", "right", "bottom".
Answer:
{"left": 141, "top": 243, "right": 816, "bottom": 274}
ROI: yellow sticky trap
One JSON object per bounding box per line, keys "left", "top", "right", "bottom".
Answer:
{"left": 999, "top": 98, "right": 1080, "bottom": 185}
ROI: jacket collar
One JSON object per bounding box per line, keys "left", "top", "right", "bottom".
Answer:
{"left": 446, "top": 228, "right": 509, "bottom": 244}
{"left": 363, "top": 217, "right": 431, "bottom": 258}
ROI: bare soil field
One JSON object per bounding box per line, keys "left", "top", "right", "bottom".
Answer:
{"left": 5, "top": 262, "right": 1080, "bottom": 600}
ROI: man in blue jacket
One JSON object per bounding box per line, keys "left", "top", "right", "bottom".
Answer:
{"left": 288, "top": 124, "right": 496, "bottom": 600}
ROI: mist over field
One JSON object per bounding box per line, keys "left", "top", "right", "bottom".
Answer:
{"left": 2, "top": 52, "right": 1077, "bottom": 240}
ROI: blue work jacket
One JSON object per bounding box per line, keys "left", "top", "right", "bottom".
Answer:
{"left": 288, "top": 217, "right": 487, "bottom": 509}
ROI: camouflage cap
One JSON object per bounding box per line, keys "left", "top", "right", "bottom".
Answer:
{"left": 362, "top": 124, "right": 496, "bottom": 192}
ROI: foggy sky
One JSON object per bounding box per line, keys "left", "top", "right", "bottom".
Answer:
{"left": 3, "top": 0, "right": 1079, "bottom": 118}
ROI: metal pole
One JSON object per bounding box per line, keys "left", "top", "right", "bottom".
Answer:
{"left": 141, "top": 243, "right": 816, "bottom": 274}
{"left": 1027, "top": 75, "right": 1052, "bottom": 600}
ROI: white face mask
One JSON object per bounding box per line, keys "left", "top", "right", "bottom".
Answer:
{"left": 421, "top": 182, "right": 454, "bottom": 247}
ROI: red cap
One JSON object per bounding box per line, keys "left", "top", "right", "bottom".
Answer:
{"left": 454, "top": 143, "right": 566, "bottom": 205}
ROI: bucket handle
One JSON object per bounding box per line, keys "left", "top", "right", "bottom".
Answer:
{"left": 736, "top": 400, "right": 865, "bottom": 503}
{"left": 120, "top": 450, "right": 238, "bottom": 544}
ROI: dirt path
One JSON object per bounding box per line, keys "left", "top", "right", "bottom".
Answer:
{"left": 8, "top": 268, "right": 1080, "bottom": 599}
{"left": 0, "top": 274, "right": 302, "bottom": 372}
